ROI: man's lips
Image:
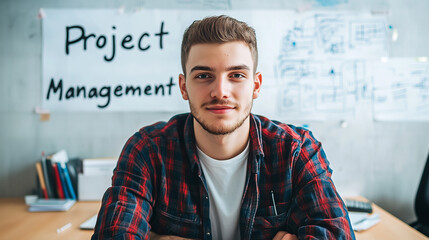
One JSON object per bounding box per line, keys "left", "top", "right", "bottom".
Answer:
{"left": 206, "top": 105, "right": 235, "bottom": 113}
{"left": 206, "top": 105, "right": 234, "bottom": 110}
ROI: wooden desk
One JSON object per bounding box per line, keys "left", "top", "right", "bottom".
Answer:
{"left": 0, "top": 198, "right": 427, "bottom": 240}
{"left": 0, "top": 198, "right": 99, "bottom": 240}
{"left": 353, "top": 199, "right": 428, "bottom": 240}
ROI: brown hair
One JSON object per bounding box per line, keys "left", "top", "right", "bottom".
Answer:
{"left": 181, "top": 15, "right": 258, "bottom": 75}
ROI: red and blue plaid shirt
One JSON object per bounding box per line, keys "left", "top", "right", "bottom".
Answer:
{"left": 92, "top": 113, "right": 355, "bottom": 240}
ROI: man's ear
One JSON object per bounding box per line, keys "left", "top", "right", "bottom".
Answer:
{"left": 253, "top": 72, "right": 262, "bottom": 99}
{"left": 179, "top": 74, "right": 189, "bottom": 100}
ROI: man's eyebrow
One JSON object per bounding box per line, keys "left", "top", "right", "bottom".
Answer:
{"left": 190, "top": 65, "right": 251, "bottom": 73}
{"left": 190, "top": 66, "right": 214, "bottom": 73}
{"left": 226, "top": 64, "right": 250, "bottom": 71}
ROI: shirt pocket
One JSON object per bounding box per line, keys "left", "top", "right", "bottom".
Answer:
{"left": 150, "top": 205, "right": 202, "bottom": 239}
{"left": 252, "top": 202, "right": 289, "bottom": 240}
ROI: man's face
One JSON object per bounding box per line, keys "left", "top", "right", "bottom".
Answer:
{"left": 179, "top": 41, "right": 262, "bottom": 135}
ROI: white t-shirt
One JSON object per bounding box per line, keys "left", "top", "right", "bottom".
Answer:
{"left": 197, "top": 142, "right": 249, "bottom": 240}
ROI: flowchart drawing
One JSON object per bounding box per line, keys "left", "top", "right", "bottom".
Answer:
{"left": 276, "top": 60, "right": 368, "bottom": 119}
{"left": 372, "top": 59, "right": 429, "bottom": 121}
{"left": 273, "top": 12, "right": 391, "bottom": 120}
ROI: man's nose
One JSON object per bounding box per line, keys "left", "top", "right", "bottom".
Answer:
{"left": 210, "top": 76, "right": 231, "bottom": 99}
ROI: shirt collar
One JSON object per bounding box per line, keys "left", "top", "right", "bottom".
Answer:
{"left": 248, "top": 114, "right": 265, "bottom": 159}
{"left": 183, "top": 114, "right": 201, "bottom": 175}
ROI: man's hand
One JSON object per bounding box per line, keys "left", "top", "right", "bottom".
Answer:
{"left": 149, "top": 231, "right": 196, "bottom": 240}
{"left": 272, "top": 231, "right": 298, "bottom": 240}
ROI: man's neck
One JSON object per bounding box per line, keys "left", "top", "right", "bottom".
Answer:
{"left": 193, "top": 118, "right": 250, "bottom": 160}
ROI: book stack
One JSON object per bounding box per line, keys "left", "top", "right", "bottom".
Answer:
{"left": 28, "top": 199, "right": 76, "bottom": 212}
{"left": 35, "top": 150, "right": 80, "bottom": 201}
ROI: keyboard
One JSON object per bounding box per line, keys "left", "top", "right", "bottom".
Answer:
{"left": 345, "top": 199, "right": 373, "bottom": 213}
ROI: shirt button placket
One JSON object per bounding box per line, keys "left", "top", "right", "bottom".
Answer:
{"left": 203, "top": 193, "right": 211, "bottom": 239}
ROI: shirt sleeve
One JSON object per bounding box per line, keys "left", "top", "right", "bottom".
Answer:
{"left": 91, "top": 133, "right": 155, "bottom": 240}
{"left": 286, "top": 130, "right": 356, "bottom": 240}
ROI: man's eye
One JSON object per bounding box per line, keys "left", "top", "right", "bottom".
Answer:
{"left": 196, "top": 74, "right": 210, "bottom": 79}
{"left": 232, "top": 73, "right": 245, "bottom": 78}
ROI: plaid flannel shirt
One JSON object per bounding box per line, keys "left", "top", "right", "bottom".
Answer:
{"left": 92, "top": 113, "right": 355, "bottom": 240}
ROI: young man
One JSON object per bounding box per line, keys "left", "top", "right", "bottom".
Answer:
{"left": 92, "top": 15, "right": 355, "bottom": 240}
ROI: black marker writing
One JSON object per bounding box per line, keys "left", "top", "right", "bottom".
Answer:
{"left": 46, "top": 77, "right": 176, "bottom": 109}
{"left": 65, "top": 21, "right": 169, "bottom": 62}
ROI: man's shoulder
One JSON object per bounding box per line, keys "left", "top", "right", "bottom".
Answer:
{"left": 253, "top": 114, "right": 314, "bottom": 143}
{"left": 136, "top": 113, "right": 190, "bottom": 141}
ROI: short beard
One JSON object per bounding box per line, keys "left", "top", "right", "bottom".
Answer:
{"left": 189, "top": 99, "right": 252, "bottom": 135}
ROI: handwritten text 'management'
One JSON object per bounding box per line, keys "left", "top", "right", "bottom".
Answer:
{"left": 46, "top": 77, "right": 176, "bottom": 109}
